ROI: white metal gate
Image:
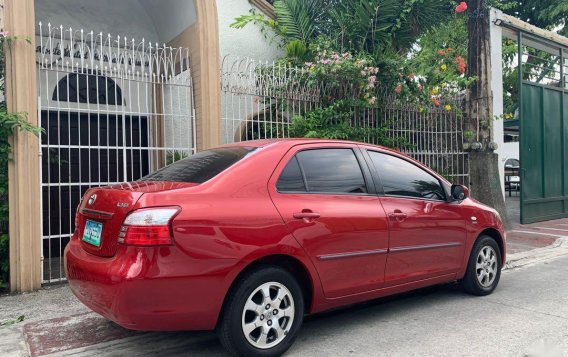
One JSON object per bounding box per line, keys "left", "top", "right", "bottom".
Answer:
{"left": 220, "top": 55, "right": 469, "bottom": 185}
{"left": 37, "top": 23, "right": 196, "bottom": 283}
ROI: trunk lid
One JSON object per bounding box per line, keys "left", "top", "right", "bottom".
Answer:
{"left": 77, "top": 181, "right": 196, "bottom": 257}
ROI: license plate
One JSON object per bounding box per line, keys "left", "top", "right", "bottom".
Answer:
{"left": 82, "top": 220, "right": 103, "bottom": 247}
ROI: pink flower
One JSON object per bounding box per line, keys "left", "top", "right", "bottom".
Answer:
{"left": 368, "top": 75, "right": 376, "bottom": 83}
{"left": 456, "top": 2, "right": 467, "bottom": 13}
{"left": 418, "top": 84, "right": 423, "bottom": 92}
{"left": 0, "top": 31, "right": 9, "bottom": 37}
{"left": 395, "top": 85, "right": 402, "bottom": 94}
{"left": 437, "top": 49, "right": 446, "bottom": 56}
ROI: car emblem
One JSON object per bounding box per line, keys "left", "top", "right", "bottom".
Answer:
{"left": 87, "top": 194, "right": 97, "bottom": 205}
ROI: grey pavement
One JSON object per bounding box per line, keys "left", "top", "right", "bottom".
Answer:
{"left": 2, "top": 251, "right": 568, "bottom": 356}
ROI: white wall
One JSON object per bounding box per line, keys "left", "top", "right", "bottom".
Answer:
{"left": 138, "top": 0, "right": 197, "bottom": 43}
{"left": 35, "top": 0, "right": 160, "bottom": 43}
{"left": 490, "top": 9, "right": 506, "bottom": 196}
{"left": 216, "top": 0, "right": 283, "bottom": 62}
{"left": 217, "top": 0, "right": 283, "bottom": 142}
{"left": 502, "top": 142, "right": 520, "bottom": 162}
{"left": 35, "top": 0, "right": 197, "bottom": 44}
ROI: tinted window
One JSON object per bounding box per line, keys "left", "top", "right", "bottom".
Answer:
{"left": 296, "top": 149, "right": 367, "bottom": 194}
{"left": 142, "top": 147, "right": 256, "bottom": 183}
{"left": 277, "top": 157, "right": 306, "bottom": 192}
{"left": 368, "top": 151, "right": 445, "bottom": 200}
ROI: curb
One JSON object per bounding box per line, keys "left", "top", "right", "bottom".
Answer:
{"left": 504, "top": 238, "right": 568, "bottom": 270}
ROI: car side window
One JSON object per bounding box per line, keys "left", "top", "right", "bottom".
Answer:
{"left": 276, "top": 156, "right": 307, "bottom": 192}
{"left": 368, "top": 151, "right": 445, "bottom": 200}
{"left": 294, "top": 148, "right": 367, "bottom": 194}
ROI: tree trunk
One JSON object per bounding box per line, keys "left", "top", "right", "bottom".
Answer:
{"left": 466, "top": 0, "right": 511, "bottom": 229}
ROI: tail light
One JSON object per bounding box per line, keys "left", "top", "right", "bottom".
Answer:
{"left": 119, "top": 207, "right": 180, "bottom": 246}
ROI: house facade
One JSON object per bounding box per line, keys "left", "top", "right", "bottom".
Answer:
{"left": 3, "top": 0, "right": 280, "bottom": 291}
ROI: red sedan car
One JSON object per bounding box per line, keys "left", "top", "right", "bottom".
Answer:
{"left": 65, "top": 139, "right": 505, "bottom": 356}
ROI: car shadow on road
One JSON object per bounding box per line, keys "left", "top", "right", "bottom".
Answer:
{"left": 79, "top": 282, "right": 472, "bottom": 356}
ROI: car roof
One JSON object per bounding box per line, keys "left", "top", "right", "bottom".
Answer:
{"left": 219, "top": 138, "right": 398, "bottom": 153}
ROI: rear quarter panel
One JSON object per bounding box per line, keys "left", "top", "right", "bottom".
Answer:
{"left": 139, "top": 144, "right": 324, "bottom": 315}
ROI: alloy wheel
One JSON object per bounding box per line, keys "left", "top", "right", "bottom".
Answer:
{"left": 241, "top": 282, "right": 295, "bottom": 349}
{"left": 476, "top": 246, "right": 498, "bottom": 287}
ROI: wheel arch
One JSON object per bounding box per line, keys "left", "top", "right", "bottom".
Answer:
{"left": 478, "top": 228, "right": 505, "bottom": 263}
{"left": 217, "top": 254, "right": 316, "bottom": 326}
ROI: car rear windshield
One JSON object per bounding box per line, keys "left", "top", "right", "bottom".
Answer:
{"left": 141, "top": 147, "right": 257, "bottom": 183}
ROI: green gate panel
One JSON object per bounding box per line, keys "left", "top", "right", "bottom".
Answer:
{"left": 520, "top": 83, "right": 568, "bottom": 224}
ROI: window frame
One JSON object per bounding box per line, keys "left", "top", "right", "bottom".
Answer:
{"left": 363, "top": 149, "right": 449, "bottom": 202}
{"left": 275, "top": 146, "right": 376, "bottom": 196}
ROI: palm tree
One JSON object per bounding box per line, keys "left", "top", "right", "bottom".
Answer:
{"left": 233, "top": 0, "right": 453, "bottom": 57}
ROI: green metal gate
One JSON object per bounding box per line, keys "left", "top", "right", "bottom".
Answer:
{"left": 519, "top": 32, "right": 568, "bottom": 224}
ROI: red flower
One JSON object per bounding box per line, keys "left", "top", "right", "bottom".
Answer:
{"left": 455, "top": 1, "right": 467, "bottom": 13}
{"left": 455, "top": 56, "right": 466, "bottom": 75}
{"left": 437, "top": 49, "right": 446, "bottom": 56}
{"left": 431, "top": 97, "right": 441, "bottom": 107}
{"left": 395, "top": 84, "right": 402, "bottom": 94}
{"left": 418, "top": 84, "right": 423, "bottom": 92}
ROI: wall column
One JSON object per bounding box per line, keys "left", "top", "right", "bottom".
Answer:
{"left": 4, "top": 0, "right": 42, "bottom": 292}
{"left": 193, "top": 0, "right": 221, "bottom": 150}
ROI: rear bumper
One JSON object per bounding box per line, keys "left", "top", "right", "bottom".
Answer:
{"left": 64, "top": 237, "right": 238, "bottom": 331}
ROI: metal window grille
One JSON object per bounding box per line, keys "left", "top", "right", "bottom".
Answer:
{"left": 220, "top": 55, "right": 469, "bottom": 185}
{"left": 37, "top": 23, "right": 196, "bottom": 283}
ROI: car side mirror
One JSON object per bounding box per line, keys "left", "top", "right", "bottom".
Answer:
{"left": 451, "top": 184, "right": 469, "bottom": 201}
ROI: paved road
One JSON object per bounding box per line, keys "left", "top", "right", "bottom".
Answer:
{"left": 3, "top": 254, "right": 568, "bottom": 357}
{"left": 52, "top": 257, "right": 568, "bottom": 355}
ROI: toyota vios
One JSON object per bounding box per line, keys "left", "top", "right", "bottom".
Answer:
{"left": 65, "top": 139, "right": 505, "bottom": 356}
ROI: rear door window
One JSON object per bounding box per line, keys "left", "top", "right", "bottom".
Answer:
{"left": 142, "top": 147, "right": 256, "bottom": 183}
{"left": 368, "top": 151, "right": 445, "bottom": 200}
{"left": 291, "top": 148, "right": 368, "bottom": 194}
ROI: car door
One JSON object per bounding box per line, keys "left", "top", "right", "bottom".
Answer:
{"left": 268, "top": 144, "right": 390, "bottom": 298}
{"left": 364, "top": 149, "right": 467, "bottom": 286}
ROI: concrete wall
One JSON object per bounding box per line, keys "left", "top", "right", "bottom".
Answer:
{"left": 216, "top": 0, "right": 283, "bottom": 62}
{"left": 35, "top": 0, "right": 160, "bottom": 42}
{"left": 35, "top": 0, "right": 197, "bottom": 44}
{"left": 216, "top": 0, "right": 283, "bottom": 143}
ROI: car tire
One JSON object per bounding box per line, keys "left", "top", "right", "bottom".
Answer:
{"left": 461, "top": 235, "right": 502, "bottom": 296}
{"left": 217, "top": 266, "right": 304, "bottom": 357}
